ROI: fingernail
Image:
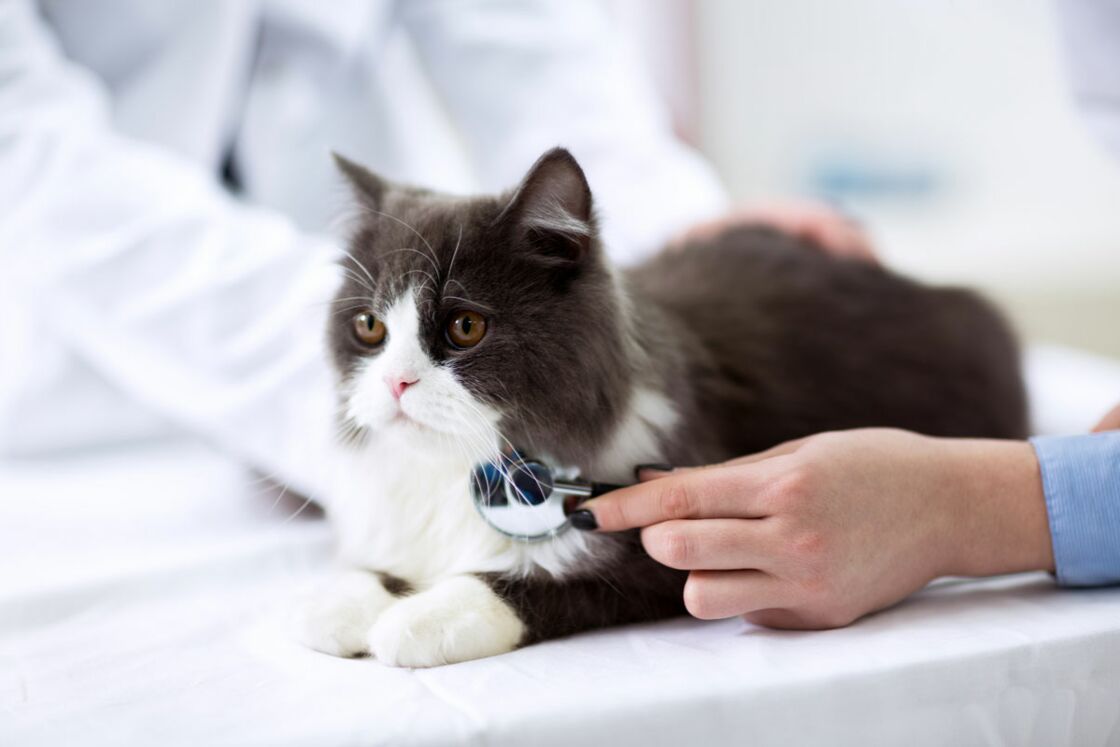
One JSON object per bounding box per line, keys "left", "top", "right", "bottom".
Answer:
{"left": 568, "top": 509, "right": 598, "bottom": 531}
{"left": 634, "top": 463, "right": 674, "bottom": 480}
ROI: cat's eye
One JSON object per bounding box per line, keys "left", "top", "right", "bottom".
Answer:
{"left": 352, "top": 312, "right": 386, "bottom": 346}
{"left": 446, "top": 311, "right": 487, "bottom": 349}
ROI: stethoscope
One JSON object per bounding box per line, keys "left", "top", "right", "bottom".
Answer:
{"left": 470, "top": 451, "right": 622, "bottom": 542}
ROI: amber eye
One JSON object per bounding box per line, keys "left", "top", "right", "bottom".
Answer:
{"left": 446, "top": 311, "right": 488, "bottom": 349}
{"left": 352, "top": 312, "right": 386, "bottom": 346}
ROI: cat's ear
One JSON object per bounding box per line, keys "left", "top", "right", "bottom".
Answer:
{"left": 500, "top": 148, "right": 595, "bottom": 266}
{"left": 332, "top": 152, "right": 388, "bottom": 210}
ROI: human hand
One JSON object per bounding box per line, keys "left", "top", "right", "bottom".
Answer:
{"left": 673, "top": 199, "right": 878, "bottom": 264}
{"left": 1093, "top": 401, "right": 1120, "bottom": 432}
{"left": 574, "top": 429, "right": 1053, "bottom": 629}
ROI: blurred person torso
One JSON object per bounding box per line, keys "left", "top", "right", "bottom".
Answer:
{"left": 42, "top": 0, "right": 476, "bottom": 233}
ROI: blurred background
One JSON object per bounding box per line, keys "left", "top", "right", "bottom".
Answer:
{"left": 617, "top": 0, "right": 1120, "bottom": 357}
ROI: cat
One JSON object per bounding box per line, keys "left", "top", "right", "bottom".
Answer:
{"left": 298, "top": 147, "right": 1028, "bottom": 667}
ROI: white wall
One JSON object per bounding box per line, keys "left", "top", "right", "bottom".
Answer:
{"left": 693, "top": 0, "right": 1120, "bottom": 355}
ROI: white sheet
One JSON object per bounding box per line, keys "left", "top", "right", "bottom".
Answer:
{"left": 2, "top": 344, "right": 1120, "bottom": 746}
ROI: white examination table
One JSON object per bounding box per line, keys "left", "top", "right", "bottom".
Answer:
{"left": 2, "top": 345, "right": 1119, "bottom": 746}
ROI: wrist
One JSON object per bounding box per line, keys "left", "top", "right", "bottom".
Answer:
{"left": 934, "top": 438, "right": 1055, "bottom": 578}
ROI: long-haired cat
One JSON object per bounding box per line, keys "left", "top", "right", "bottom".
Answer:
{"left": 299, "top": 148, "right": 1027, "bottom": 667}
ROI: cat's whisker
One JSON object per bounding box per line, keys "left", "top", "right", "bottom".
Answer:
{"left": 443, "top": 295, "right": 494, "bottom": 313}
{"left": 323, "top": 296, "right": 374, "bottom": 308}
{"left": 445, "top": 278, "right": 470, "bottom": 296}
{"left": 331, "top": 304, "right": 375, "bottom": 318}
{"left": 281, "top": 494, "right": 317, "bottom": 524}
{"left": 265, "top": 483, "right": 292, "bottom": 516}
{"left": 452, "top": 414, "right": 511, "bottom": 505}
{"left": 335, "top": 414, "right": 368, "bottom": 446}
{"left": 488, "top": 381, "right": 547, "bottom": 435}
{"left": 441, "top": 224, "right": 464, "bottom": 297}
{"left": 338, "top": 267, "right": 376, "bottom": 295}
{"left": 381, "top": 245, "right": 442, "bottom": 279}
{"left": 337, "top": 248, "right": 377, "bottom": 289}
{"left": 457, "top": 398, "right": 553, "bottom": 503}
{"left": 361, "top": 207, "right": 441, "bottom": 274}
{"left": 400, "top": 267, "right": 438, "bottom": 292}
{"left": 457, "top": 398, "right": 511, "bottom": 452}
{"left": 230, "top": 467, "right": 314, "bottom": 519}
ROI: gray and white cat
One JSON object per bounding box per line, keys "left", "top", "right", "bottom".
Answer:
{"left": 299, "top": 148, "right": 1027, "bottom": 667}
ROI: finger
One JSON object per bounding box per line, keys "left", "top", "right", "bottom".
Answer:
{"left": 742, "top": 608, "right": 820, "bottom": 630}
{"left": 683, "top": 569, "right": 791, "bottom": 620}
{"left": 722, "top": 438, "right": 809, "bottom": 467}
{"left": 641, "top": 519, "right": 777, "bottom": 571}
{"left": 635, "top": 464, "right": 690, "bottom": 482}
{"left": 635, "top": 437, "right": 805, "bottom": 486}
{"left": 1092, "top": 401, "right": 1120, "bottom": 433}
{"left": 579, "top": 463, "right": 774, "bottom": 532}
{"left": 743, "top": 607, "right": 857, "bottom": 630}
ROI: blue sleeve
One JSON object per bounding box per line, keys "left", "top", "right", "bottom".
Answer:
{"left": 1030, "top": 432, "right": 1120, "bottom": 587}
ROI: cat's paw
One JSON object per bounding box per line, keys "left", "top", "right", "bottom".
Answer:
{"left": 367, "top": 575, "right": 524, "bottom": 667}
{"left": 297, "top": 570, "right": 398, "bottom": 657}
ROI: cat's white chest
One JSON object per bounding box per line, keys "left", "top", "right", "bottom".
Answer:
{"left": 322, "top": 435, "right": 606, "bottom": 583}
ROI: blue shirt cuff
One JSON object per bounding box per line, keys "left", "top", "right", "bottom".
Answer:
{"left": 1030, "top": 432, "right": 1120, "bottom": 587}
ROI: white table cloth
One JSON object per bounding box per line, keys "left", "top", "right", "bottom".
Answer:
{"left": 2, "top": 345, "right": 1120, "bottom": 746}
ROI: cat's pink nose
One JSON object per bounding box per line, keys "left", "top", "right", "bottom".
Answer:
{"left": 385, "top": 375, "right": 418, "bottom": 400}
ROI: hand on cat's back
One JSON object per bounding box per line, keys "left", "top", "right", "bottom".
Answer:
{"left": 673, "top": 199, "right": 878, "bottom": 264}
{"left": 574, "top": 429, "right": 1056, "bottom": 630}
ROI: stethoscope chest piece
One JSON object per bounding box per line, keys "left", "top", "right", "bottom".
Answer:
{"left": 470, "top": 451, "right": 620, "bottom": 542}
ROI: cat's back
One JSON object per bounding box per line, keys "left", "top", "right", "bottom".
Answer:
{"left": 625, "top": 227, "right": 1028, "bottom": 455}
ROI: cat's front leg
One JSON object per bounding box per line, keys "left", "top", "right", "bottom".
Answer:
{"left": 298, "top": 569, "right": 402, "bottom": 657}
{"left": 367, "top": 575, "right": 525, "bottom": 667}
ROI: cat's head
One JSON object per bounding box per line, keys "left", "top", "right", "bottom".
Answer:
{"left": 328, "top": 148, "right": 632, "bottom": 468}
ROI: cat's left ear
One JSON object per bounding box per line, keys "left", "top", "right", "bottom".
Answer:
{"left": 332, "top": 152, "right": 388, "bottom": 210}
{"left": 500, "top": 147, "right": 595, "bottom": 266}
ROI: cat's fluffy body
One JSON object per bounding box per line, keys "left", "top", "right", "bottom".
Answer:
{"left": 300, "top": 148, "right": 1027, "bottom": 667}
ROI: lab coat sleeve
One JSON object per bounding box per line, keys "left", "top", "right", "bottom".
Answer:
{"left": 1053, "top": 0, "right": 1120, "bottom": 162}
{"left": 0, "top": 0, "right": 340, "bottom": 497}
{"left": 397, "top": 0, "right": 729, "bottom": 264}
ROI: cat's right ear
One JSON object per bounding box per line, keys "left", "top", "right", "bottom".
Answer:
{"left": 332, "top": 152, "right": 387, "bottom": 210}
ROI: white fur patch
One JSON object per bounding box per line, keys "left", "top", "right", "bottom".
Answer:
{"left": 366, "top": 576, "right": 525, "bottom": 667}
{"left": 297, "top": 570, "right": 397, "bottom": 657}
{"left": 593, "top": 386, "right": 679, "bottom": 484}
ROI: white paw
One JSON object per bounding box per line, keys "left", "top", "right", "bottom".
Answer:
{"left": 367, "top": 576, "right": 525, "bottom": 667}
{"left": 297, "top": 570, "right": 398, "bottom": 657}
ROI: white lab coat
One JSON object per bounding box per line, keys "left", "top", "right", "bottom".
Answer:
{"left": 0, "top": 0, "right": 727, "bottom": 495}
